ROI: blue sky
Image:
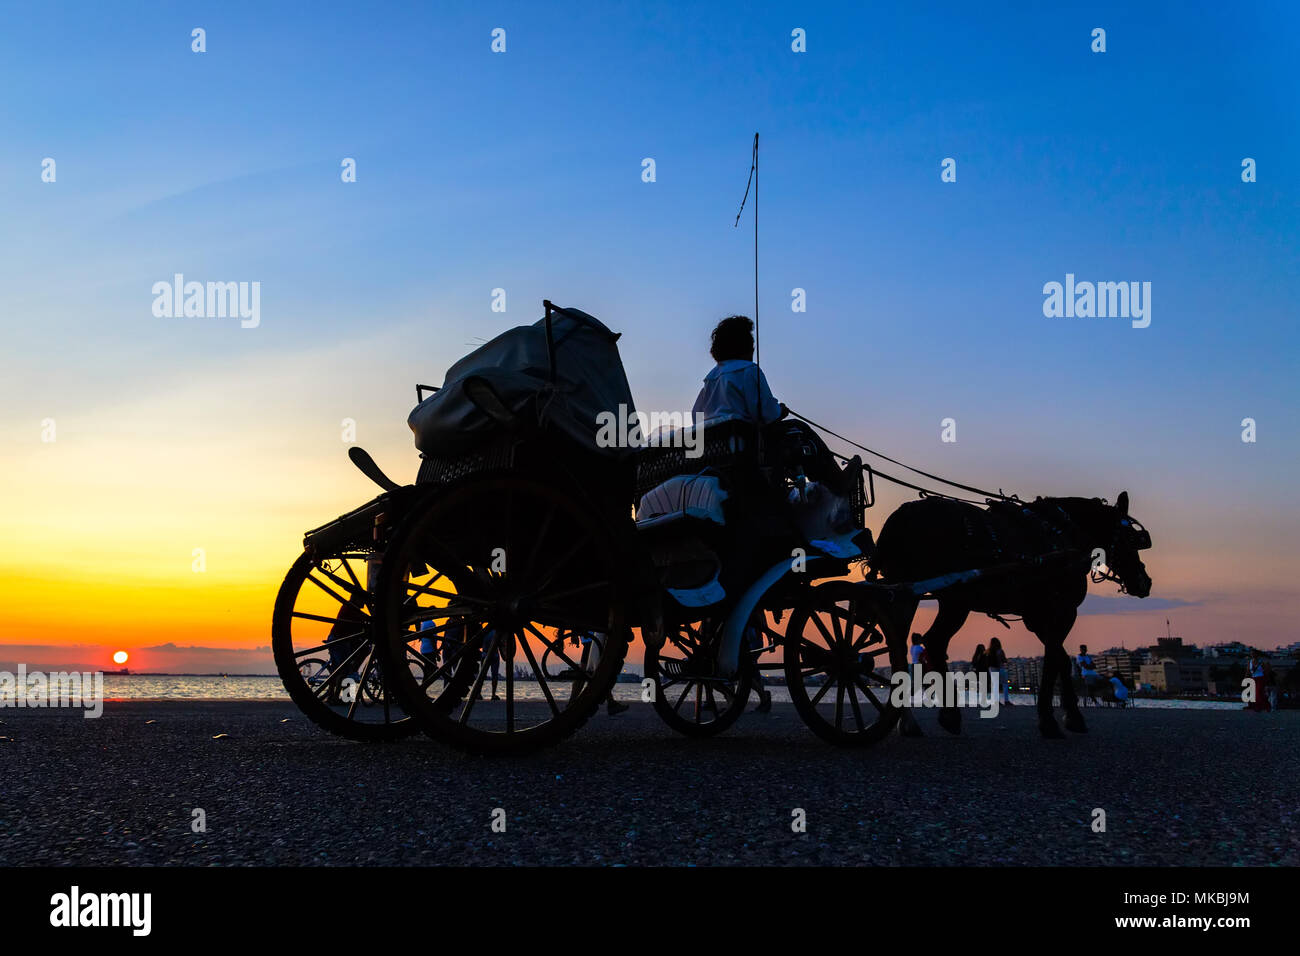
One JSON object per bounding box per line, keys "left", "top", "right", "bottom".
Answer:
{"left": 0, "top": 1, "right": 1296, "bottom": 657}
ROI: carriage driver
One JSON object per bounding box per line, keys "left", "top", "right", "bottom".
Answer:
{"left": 693, "top": 314, "right": 865, "bottom": 550}
{"left": 693, "top": 314, "right": 845, "bottom": 488}
{"left": 692, "top": 315, "right": 784, "bottom": 427}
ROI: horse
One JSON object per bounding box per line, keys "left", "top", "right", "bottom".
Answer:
{"left": 870, "top": 491, "right": 1152, "bottom": 738}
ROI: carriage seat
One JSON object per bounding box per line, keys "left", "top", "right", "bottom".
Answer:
{"left": 635, "top": 473, "right": 728, "bottom": 608}
{"left": 635, "top": 473, "right": 728, "bottom": 531}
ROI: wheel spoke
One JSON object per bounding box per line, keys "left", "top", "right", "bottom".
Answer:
{"left": 853, "top": 673, "right": 886, "bottom": 712}
{"left": 672, "top": 681, "right": 694, "bottom": 715}
{"left": 517, "top": 629, "right": 561, "bottom": 717}
{"left": 312, "top": 642, "right": 369, "bottom": 700}
{"left": 403, "top": 579, "right": 489, "bottom": 604}
{"left": 704, "top": 684, "right": 720, "bottom": 715}
{"left": 810, "top": 675, "right": 836, "bottom": 708}
{"left": 846, "top": 677, "right": 865, "bottom": 731}
{"left": 522, "top": 622, "right": 589, "bottom": 676}
{"left": 313, "top": 562, "right": 371, "bottom": 606}
{"left": 845, "top": 597, "right": 857, "bottom": 637}
{"left": 852, "top": 628, "right": 884, "bottom": 652}
{"left": 291, "top": 610, "right": 355, "bottom": 627}
{"left": 504, "top": 632, "right": 515, "bottom": 734}
{"left": 457, "top": 631, "right": 500, "bottom": 725}
{"left": 304, "top": 573, "right": 368, "bottom": 617}
{"left": 419, "top": 635, "right": 478, "bottom": 693}
{"left": 293, "top": 631, "right": 367, "bottom": 658}
{"left": 348, "top": 650, "right": 377, "bottom": 720}
{"left": 810, "top": 612, "right": 837, "bottom": 648}
{"left": 402, "top": 610, "right": 481, "bottom": 634}
{"left": 337, "top": 556, "right": 364, "bottom": 594}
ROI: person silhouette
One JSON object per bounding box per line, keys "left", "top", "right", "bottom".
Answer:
{"left": 475, "top": 629, "right": 501, "bottom": 701}
{"left": 987, "top": 636, "right": 1010, "bottom": 705}
{"left": 324, "top": 587, "right": 368, "bottom": 704}
{"left": 692, "top": 315, "right": 782, "bottom": 427}
{"left": 1077, "top": 644, "right": 1101, "bottom": 705}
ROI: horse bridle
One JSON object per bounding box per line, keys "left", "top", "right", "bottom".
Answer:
{"left": 1090, "top": 516, "right": 1151, "bottom": 592}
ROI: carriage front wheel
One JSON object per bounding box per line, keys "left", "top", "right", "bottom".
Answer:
{"left": 783, "top": 582, "right": 901, "bottom": 746}
{"left": 643, "top": 614, "right": 778, "bottom": 738}
{"left": 376, "top": 474, "right": 630, "bottom": 755}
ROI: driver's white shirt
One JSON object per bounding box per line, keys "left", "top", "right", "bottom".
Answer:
{"left": 692, "top": 359, "right": 782, "bottom": 427}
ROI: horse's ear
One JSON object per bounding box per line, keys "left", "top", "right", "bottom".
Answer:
{"left": 1116, "top": 491, "right": 1129, "bottom": 515}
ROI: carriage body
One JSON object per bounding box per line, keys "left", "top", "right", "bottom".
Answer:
{"left": 273, "top": 301, "right": 903, "bottom": 752}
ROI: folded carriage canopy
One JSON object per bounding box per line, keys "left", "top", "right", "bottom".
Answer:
{"left": 408, "top": 304, "right": 638, "bottom": 458}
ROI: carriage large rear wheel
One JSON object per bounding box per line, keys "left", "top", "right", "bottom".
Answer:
{"left": 784, "top": 582, "right": 901, "bottom": 746}
{"left": 377, "top": 475, "right": 630, "bottom": 755}
{"left": 272, "top": 549, "right": 426, "bottom": 741}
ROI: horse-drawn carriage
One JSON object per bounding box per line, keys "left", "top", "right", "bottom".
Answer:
{"left": 273, "top": 302, "right": 1153, "bottom": 753}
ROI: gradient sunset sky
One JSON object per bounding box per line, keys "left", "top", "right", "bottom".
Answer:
{"left": 1, "top": 1, "right": 1296, "bottom": 672}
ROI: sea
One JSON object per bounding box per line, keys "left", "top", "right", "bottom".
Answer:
{"left": 100, "top": 674, "right": 1245, "bottom": 709}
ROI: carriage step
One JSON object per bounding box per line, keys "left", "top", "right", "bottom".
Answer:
{"left": 660, "top": 660, "right": 727, "bottom": 681}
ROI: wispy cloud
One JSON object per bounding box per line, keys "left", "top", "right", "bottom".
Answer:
{"left": 0, "top": 644, "right": 275, "bottom": 674}
{"left": 1077, "top": 595, "right": 1202, "bottom": 616}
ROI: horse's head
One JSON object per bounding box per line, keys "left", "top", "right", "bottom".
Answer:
{"left": 1095, "top": 490, "right": 1152, "bottom": 598}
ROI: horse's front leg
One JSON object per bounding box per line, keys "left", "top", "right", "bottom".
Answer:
{"left": 1033, "top": 609, "right": 1084, "bottom": 733}
{"left": 1027, "top": 604, "right": 1084, "bottom": 738}
{"left": 1051, "top": 610, "right": 1086, "bottom": 732}
{"left": 1028, "top": 616, "right": 1065, "bottom": 738}
{"left": 880, "top": 596, "right": 922, "bottom": 737}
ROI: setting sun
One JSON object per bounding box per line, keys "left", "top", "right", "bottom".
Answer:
{"left": 112, "top": 651, "right": 129, "bottom": 665}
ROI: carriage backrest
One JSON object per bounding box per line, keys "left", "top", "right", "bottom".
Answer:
{"left": 633, "top": 419, "right": 759, "bottom": 501}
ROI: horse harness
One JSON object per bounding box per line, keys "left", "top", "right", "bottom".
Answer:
{"left": 967, "top": 498, "right": 1085, "bottom": 568}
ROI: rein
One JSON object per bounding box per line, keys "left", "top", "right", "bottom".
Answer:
{"left": 788, "top": 408, "right": 1141, "bottom": 599}
{"left": 785, "top": 407, "right": 1019, "bottom": 504}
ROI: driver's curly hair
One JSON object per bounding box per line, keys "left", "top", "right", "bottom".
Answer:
{"left": 709, "top": 315, "right": 755, "bottom": 362}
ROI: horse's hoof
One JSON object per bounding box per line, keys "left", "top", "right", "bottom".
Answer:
{"left": 1038, "top": 719, "right": 1065, "bottom": 739}
{"left": 1064, "top": 711, "right": 1088, "bottom": 734}
{"left": 937, "top": 707, "right": 962, "bottom": 735}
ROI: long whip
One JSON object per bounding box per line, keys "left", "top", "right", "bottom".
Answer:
{"left": 734, "top": 133, "right": 760, "bottom": 364}
{"left": 734, "top": 132, "right": 760, "bottom": 421}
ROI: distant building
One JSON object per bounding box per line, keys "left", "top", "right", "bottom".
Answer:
{"left": 1005, "top": 657, "right": 1043, "bottom": 691}
{"left": 1095, "top": 651, "right": 1141, "bottom": 681}
{"left": 1139, "top": 657, "right": 1210, "bottom": 694}
{"left": 1154, "top": 636, "right": 1199, "bottom": 658}
{"left": 1204, "top": 641, "right": 1251, "bottom": 659}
